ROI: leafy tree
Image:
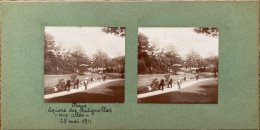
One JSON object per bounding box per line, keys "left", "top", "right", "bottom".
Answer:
{"left": 44, "top": 32, "right": 58, "bottom": 74}
{"left": 138, "top": 33, "right": 154, "bottom": 73}
{"left": 185, "top": 50, "right": 203, "bottom": 71}
{"left": 138, "top": 33, "right": 183, "bottom": 74}
{"left": 62, "top": 49, "right": 77, "bottom": 73}
{"left": 204, "top": 56, "right": 219, "bottom": 72}
{"left": 138, "top": 33, "right": 151, "bottom": 60}
{"left": 193, "top": 27, "right": 219, "bottom": 38}
{"left": 44, "top": 32, "right": 55, "bottom": 54}
{"left": 70, "top": 45, "right": 90, "bottom": 73}
{"left": 92, "top": 50, "right": 110, "bottom": 73}
{"left": 100, "top": 27, "right": 125, "bottom": 74}
{"left": 138, "top": 60, "right": 148, "bottom": 74}
{"left": 111, "top": 56, "right": 125, "bottom": 74}
{"left": 163, "top": 46, "right": 182, "bottom": 73}
{"left": 102, "top": 27, "right": 125, "bottom": 37}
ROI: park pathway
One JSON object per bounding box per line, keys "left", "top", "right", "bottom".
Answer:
{"left": 137, "top": 78, "right": 213, "bottom": 99}
{"left": 44, "top": 79, "right": 122, "bottom": 99}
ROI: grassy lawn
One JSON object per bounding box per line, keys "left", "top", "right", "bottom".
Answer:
{"left": 45, "top": 80, "right": 125, "bottom": 103}
{"left": 137, "top": 72, "right": 213, "bottom": 94}
{"left": 138, "top": 79, "right": 218, "bottom": 103}
{"left": 44, "top": 73, "right": 122, "bottom": 95}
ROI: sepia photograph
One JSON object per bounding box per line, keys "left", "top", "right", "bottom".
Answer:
{"left": 137, "top": 27, "right": 219, "bottom": 104}
{"left": 44, "top": 27, "right": 125, "bottom": 103}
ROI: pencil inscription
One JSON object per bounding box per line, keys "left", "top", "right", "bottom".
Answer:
{"left": 47, "top": 103, "right": 112, "bottom": 125}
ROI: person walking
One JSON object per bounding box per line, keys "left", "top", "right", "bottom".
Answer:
{"left": 177, "top": 80, "right": 180, "bottom": 89}
{"left": 83, "top": 80, "right": 88, "bottom": 90}
{"left": 159, "top": 78, "right": 165, "bottom": 91}
{"left": 177, "top": 77, "right": 182, "bottom": 89}
{"left": 74, "top": 77, "right": 79, "bottom": 89}
{"left": 168, "top": 78, "right": 173, "bottom": 88}
{"left": 104, "top": 74, "right": 107, "bottom": 81}
{"left": 65, "top": 78, "right": 71, "bottom": 92}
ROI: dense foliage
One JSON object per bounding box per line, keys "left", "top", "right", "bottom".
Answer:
{"left": 44, "top": 31, "right": 125, "bottom": 75}
{"left": 138, "top": 33, "right": 218, "bottom": 74}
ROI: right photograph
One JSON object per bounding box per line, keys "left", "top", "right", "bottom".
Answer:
{"left": 137, "top": 27, "right": 219, "bottom": 104}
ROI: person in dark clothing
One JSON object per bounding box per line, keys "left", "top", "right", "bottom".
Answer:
{"left": 177, "top": 79, "right": 181, "bottom": 89}
{"left": 159, "top": 78, "right": 165, "bottom": 91}
{"left": 74, "top": 77, "right": 79, "bottom": 89}
{"left": 213, "top": 72, "right": 218, "bottom": 79}
{"left": 102, "top": 74, "right": 105, "bottom": 81}
{"left": 65, "top": 79, "right": 71, "bottom": 92}
{"left": 168, "top": 78, "right": 173, "bottom": 88}
{"left": 103, "top": 75, "right": 107, "bottom": 81}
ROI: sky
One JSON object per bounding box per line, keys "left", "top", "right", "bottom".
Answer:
{"left": 45, "top": 27, "right": 125, "bottom": 58}
{"left": 138, "top": 27, "right": 219, "bottom": 58}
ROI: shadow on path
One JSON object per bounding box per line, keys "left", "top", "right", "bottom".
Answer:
{"left": 45, "top": 80, "right": 124, "bottom": 103}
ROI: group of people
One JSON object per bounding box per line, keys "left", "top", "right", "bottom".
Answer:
{"left": 63, "top": 77, "right": 83, "bottom": 92}
{"left": 59, "top": 77, "right": 88, "bottom": 92}
{"left": 59, "top": 74, "right": 108, "bottom": 92}
{"left": 151, "top": 76, "right": 186, "bottom": 91}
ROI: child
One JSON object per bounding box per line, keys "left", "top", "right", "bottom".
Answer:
{"left": 83, "top": 80, "right": 88, "bottom": 90}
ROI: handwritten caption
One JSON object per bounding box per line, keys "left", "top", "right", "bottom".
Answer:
{"left": 48, "top": 103, "right": 112, "bottom": 125}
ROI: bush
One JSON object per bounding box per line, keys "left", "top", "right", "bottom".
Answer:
{"left": 172, "top": 66, "right": 181, "bottom": 74}
{"left": 151, "top": 69, "right": 166, "bottom": 74}
{"left": 55, "top": 78, "right": 66, "bottom": 92}
{"left": 163, "top": 73, "right": 171, "bottom": 82}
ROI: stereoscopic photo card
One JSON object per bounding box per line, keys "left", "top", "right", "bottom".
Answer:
{"left": 1, "top": 1, "right": 259, "bottom": 129}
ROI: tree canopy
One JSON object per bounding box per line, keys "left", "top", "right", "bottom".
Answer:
{"left": 102, "top": 27, "right": 125, "bottom": 37}
{"left": 138, "top": 33, "right": 218, "bottom": 74}
{"left": 193, "top": 27, "right": 219, "bottom": 38}
{"left": 44, "top": 30, "right": 125, "bottom": 75}
{"left": 138, "top": 33, "right": 181, "bottom": 74}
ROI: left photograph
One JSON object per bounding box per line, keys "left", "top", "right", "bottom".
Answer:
{"left": 44, "top": 27, "right": 125, "bottom": 103}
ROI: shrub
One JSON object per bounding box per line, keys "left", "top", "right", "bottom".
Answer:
{"left": 55, "top": 78, "right": 66, "bottom": 92}
{"left": 151, "top": 69, "right": 164, "bottom": 74}
{"left": 172, "top": 66, "right": 181, "bottom": 75}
